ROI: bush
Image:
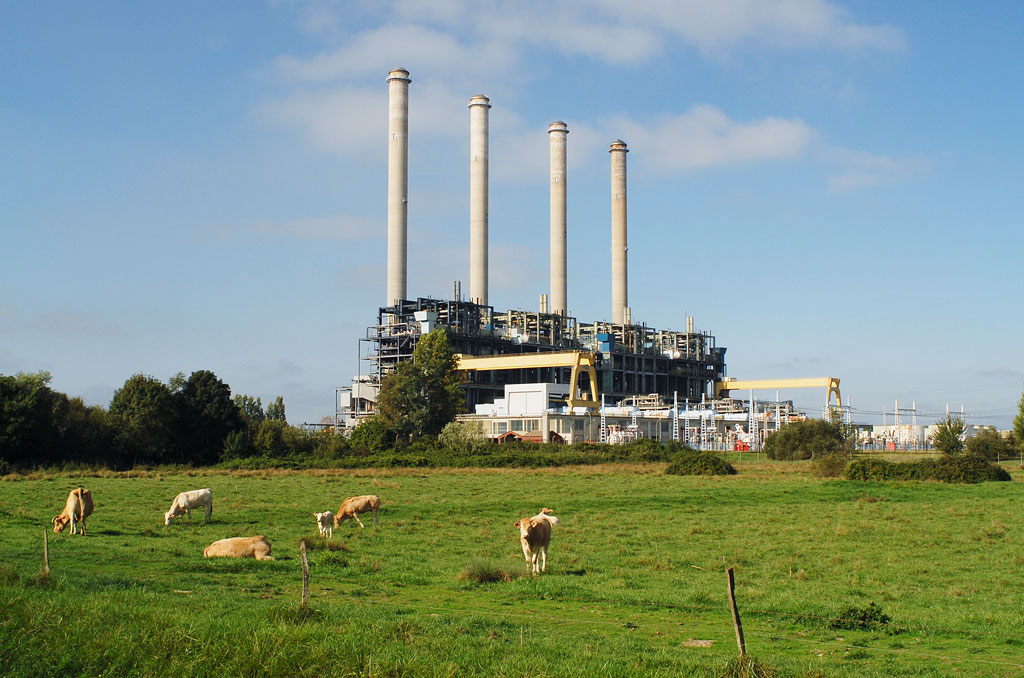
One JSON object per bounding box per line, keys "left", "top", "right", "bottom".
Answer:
{"left": 348, "top": 415, "right": 398, "bottom": 454}
{"left": 437, "top": 421, "right": 488, "bottom": 452}
{"left": 846, "top": 455, "right": 1010, "bottom": 483}
{"left": 763, "top": 419, "right": 850, "bottom": 460}
{"left": 811, "top": 453, "right": 848, "bottom": 478}
{"left": 664, "top": 448, "right": 737, "bottom": 476}
{"left": 966, "top": 429, "right": 1014, "bottom": 461}
{"left": 829, "top": 602, "right": 893, "bottom": 631}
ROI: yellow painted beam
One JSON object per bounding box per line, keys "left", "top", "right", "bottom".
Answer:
{"left": 455, "top": 351, "right": 595, "bottom": 370}
{"left": 456, "top": 351, "right": 601, "bottom": 410}
{"left": 716, "top": 377, "right": 841, "bottom": 408}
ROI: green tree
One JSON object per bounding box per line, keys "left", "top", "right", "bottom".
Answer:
{"left": 234, "top": 394, "right": 265, "bottom": 431}
{"left": 0, "top": 371, "right": 69, "bottom": 467}
{"left": 109, "top": 374, "right": 179, "bottom": 465}
{"left": 376, "top": 329, "right": 463, "bottom": 441}
{"left": 254, "top": 419, "right": 288, "bottom": 457}
{"left": 266, "top": 396, "right": 286, "bottom": 422}
{"left": 1014, "top": 385, "right": 1024, "bottom": 451}
{"left": 965, "top": 428, "right": 1013, "bottom": 461}
{"left": 348, "top": 415, "right": 398, "bottom": 453}
{"left": 932, "top": 415, "right": 966, "bottom": 455}
{"left": 175, "top": 370, "right": 244, "bottom": 465}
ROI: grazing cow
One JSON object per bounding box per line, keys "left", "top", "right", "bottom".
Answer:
{"left": 334, "top": 495, "right": 381, "bottom": 528}
{"left": 203, "top": 536, "right": 274, "bottom": 560}
{"left": 164, "top": 488, "right": 213, "bottom": 526}
{"left": 314, "top": 511, "right": 334, "bottom": 538}
{"left": 515, "top": 507, "right": 560, "bottom": 575}
{"left": 52, "top": 487, "right": 94, "bottom": 535}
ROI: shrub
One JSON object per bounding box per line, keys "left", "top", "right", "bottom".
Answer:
{"left": 966, "top": 429, "right": 1014, "bottom": 461}
{"left": 846, "top": 455, "right": 1010, "bottom": 483}
{"left": 437, "top": 421, "right": 488, "bottom": 452}
{"left": 664, "top": 448, "right": 737, "bottom": 476}
{"left": 348, "top": 415, "right": 398, "bottom": 454}
{"left": 811, "top": 453, "right": 848, "bottom": 478}
{"left": 830, "top": 602, "right": 893, "bottom": 631}
{"left": 763, "top": 419, "right": 850, "bottom": 460}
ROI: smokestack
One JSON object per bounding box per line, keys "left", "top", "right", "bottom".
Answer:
{"left": 386, "top": 68, "right": 411, "bottom": 308}
{"left": 610, "top": 139, "right": 628, "bottom": 324}
{"left": 469, "top": 94, "right": 491, "bottom": 307}
{"left": 548, "top": 121, "right": 568, "bottom": 316}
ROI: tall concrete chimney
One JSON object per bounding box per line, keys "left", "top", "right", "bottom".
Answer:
{"left": 610, "top": 139, "right": 628, "bottom": 324}
{"left": 469, "top": 94, "right": 491, "bottom": 307}
{"left": 548, "top": 121, "right": 568, "bottom": 316}
{"left": 386, "top": 68, "right": 411, "bottom": 308}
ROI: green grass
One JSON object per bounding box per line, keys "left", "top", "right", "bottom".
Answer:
{"left": 2, "top": 462, "right": 1023, "bottom": 676}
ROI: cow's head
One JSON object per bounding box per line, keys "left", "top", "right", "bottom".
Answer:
{"left": 164, "top": 511, "right": 176, "bottom": 526}
{"left": 539, "top": 507, "right": 553, "bottom": 515}
{"left": 52, "top": 515, "right": 68, "bottom": 533}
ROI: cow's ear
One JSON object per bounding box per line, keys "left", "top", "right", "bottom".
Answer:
{"left": 514, "top": 521, "right": 520, "bottom": 527}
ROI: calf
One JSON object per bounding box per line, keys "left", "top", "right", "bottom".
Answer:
{"left": 314, "top": 511, "right": 334, "bottom": 538}
{"left": 203, "top": 536, "right": 274, "bottom": 560}
{"left": 515, "top": 508, "right": 559, "bottom": 575}
{"left": 52, "top": 487, "right": 94, "bottom": 535}
{"left": 334, "top": 495, "right": 381, "bottom": 528}
{"left": 164, "top": 488, "right": 213, "bottom": 526}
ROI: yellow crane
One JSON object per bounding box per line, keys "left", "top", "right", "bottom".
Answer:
{"left": 715, "top": 377, "right": 841, "bottom": 409}
{"left": 454, "top": 351, "right": 600, "bottom": 410}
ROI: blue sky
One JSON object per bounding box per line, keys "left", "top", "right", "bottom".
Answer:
{"left": 2, "top": 1, "right": 1022, "bottom": 427}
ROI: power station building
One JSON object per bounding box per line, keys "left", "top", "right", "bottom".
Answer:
{"left": 335, "top": 68, "right": 810, "bottom": 445}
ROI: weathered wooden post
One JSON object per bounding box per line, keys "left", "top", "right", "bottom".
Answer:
{"left": 300, "top": 540, "right": 310, "bottom": 607}
{"left": 43, "top": 530, "right": 50, "bottom": 576}
{"left": 726, "top": 567, "right": 745, "bottom": 656}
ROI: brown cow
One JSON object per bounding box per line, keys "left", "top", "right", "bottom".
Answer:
{"left": 334, "top": 495, "right": 381, "bottom": 528}
{"left": 203, "top": 536, "right": 274, "bottom": 560}
{"left": 52, "top": 487, "right": 94, "bottom": 535}
{"left": 514, "top": 507, "right": 559, "bottom": 575}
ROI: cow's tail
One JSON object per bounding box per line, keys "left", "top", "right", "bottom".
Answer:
{"left": 544, "top": 515, "right": 560, "bottom": 527}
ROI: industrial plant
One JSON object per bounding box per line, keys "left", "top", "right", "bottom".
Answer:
{"left": 335, "top": 68, "right": 841, "bottom": 448}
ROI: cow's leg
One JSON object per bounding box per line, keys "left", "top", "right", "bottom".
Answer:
{"left": 205, "top": 503, "right": 212, "bottom": 521}
{"left": 521, "top": 542, "right": 531, "bottom": 565}
{"left": 373, "top": 507, "right": 380, "bottom": 525}
{"left": 186, "top": 508, "right": 192, "bottom": 524}
{"left": 540, "top": 545, "right": 547, "bottom": 572}
{"left": 79, "top": 517, "right": 86, "bottom": 536}
{"left": 70, "top": 515, "right": 76, "bottom": 535}
{"left": 354, "top": 514, "right": 365, "bottom": 528}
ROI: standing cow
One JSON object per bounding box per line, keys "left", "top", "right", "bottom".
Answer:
{"left": 334, "top": 495, "right": 381, "bottom": 528}
{"left": 52, "top": 487, "right": 94, "bottom": 535}
{"left": 164, "top": 488, "right": 213, "bottom": 526}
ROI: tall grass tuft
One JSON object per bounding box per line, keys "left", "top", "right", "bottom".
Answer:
{"left": 719, "top": 654, "right": 780, "bottom": 678}
{"left": 458, "top": 558, "right": 513, "bottom": 584}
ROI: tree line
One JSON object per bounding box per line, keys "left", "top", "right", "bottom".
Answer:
{"left": 0, "top": 369, "right": 296, "bottom": 470}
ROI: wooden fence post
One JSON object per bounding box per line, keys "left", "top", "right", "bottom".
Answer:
{"left": 300, "top": 540, "right": 310, "bottom": 608}
{"left": 43, "top": 530, "right": 50, "bottom": 576}
{"left": 726, "top": 567, "right": 745, "bottom": 656}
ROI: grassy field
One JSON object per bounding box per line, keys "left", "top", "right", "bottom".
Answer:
{"left": 1, "top": 461, "right": 1023, "bottom": 677}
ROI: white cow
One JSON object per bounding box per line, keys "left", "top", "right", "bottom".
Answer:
{"left": 164, "top": 488, "right": 213, "bottom": 526}
{"left": 314, "top": 511, "right": 334, "bottom": 538}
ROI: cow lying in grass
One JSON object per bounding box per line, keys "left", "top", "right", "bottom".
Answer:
{"left": 515, "top": 508, "right": 559, "bottom": 575}
{"left": 53, "top": 487, "right": 94, "bottom": 535}
{"left": 203, "top": 536, "right": 274, "bottom": 560}
{"left": 314, "top": 511, "right": 334, "bottom": 538}
{"left": 164, "top": 488, "right": 213, "bottom": 526}
{"left": 334, "top": 495, "right": 380, "bottom": 528}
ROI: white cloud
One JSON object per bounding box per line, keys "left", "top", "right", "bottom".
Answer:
{"left": 605, "top": 105, "right": 814, "bottom": 172}
{"left": 826, "top": 148, "right": 928, "bottom": 192}
{"left": 215, "top": 214, "right": 383, "bottom": 240}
